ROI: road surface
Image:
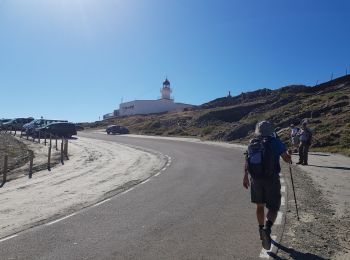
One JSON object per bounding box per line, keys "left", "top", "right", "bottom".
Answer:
{"left": 0, "top": 132, "right": 284, "bottom": 259}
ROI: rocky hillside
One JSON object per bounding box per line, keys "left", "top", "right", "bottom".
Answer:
{"left": 92, "top": 75, "right": 350, "bottom": 156}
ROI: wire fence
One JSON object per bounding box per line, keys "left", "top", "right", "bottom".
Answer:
{"left": 0, "top": 128, "right": 70, "bottom": 188}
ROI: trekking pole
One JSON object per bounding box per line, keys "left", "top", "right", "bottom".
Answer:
{"left": 289, "top": 162, "right": 300, "bottom": 221}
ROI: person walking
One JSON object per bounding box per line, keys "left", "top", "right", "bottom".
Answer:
{"left": 290, "top": 124, "right": 300, "bottom": 153}
{"left": 243, "top": 121, "right": 291, "bottom": 250}
{"left": 297, "top": 121, "right": 312, "bottom": 165}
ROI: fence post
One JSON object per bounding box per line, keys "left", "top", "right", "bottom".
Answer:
{"left": 64, "top": 139, "right": 69, "bottom": 160}
{"left": 14, "top": 129, "right": 16, "bottom": 136}
{"left": 60, "top": 139, "right": 64, "bottom": 165}
{"left": 20, "top": 130, "right": 23, "bottom": 138}
{"left": 38, "top": 131, "right": 41, "bottom": 143}
{"left": 47, "top": 145, "right": 51, "bottom": 171}
{"left": 44, "top": 132, "right": 47, "bottom": 146}
{"left": 26, "top": 131, "right": 29, "bottom": 140}
{"left": 29, "top": 150, "right": 34, "bottom": 178}
{"left": 55, "top": 136, "right": 58, "bottom": 151}
{"left": 2, "top": 155, "right": 8, "bottom": 186}
{"left": 49, "top": 134, "right": 52, "bottom": 147}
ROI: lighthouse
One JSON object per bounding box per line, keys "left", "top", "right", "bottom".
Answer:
{"left": 109, "top": 77, "right": 194, "bottom": 117}
{"left": 161, "top": 78, "right": 172, "bottom": 100}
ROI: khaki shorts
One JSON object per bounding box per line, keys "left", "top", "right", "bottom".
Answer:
{"left": 250, "top": 176, "right": 281, "bottom": 211}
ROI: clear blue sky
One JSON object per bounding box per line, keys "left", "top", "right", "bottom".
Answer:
{"left": 0, "top": 0, "right": 349, "bottom": 122}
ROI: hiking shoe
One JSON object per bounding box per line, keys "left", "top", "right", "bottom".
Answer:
{"left": 259, "top": 228, "right": 264, "bottom": 240}
{"left": 296, "top": 161, "right": 303, "bottom": 165}
{"left": 302, "top": 163, "right": 308, "bottom": 166}
{"left": 261, "top": 228, "right": 271, "bottom": 250}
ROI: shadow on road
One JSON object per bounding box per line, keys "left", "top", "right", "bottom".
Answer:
{"left": 268, "top": 241, "right": 327, "bottom": 260}
{"left": 307, "top": 165, "right": 350, "bottom": 171}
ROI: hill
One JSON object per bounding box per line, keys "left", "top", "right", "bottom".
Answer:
{"left": 89, "top": 75, "right": 350, "bottom": 156}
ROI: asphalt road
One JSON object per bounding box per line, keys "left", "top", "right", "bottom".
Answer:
{"left": 0, "top": 132, "right": 279, "bottom": 259}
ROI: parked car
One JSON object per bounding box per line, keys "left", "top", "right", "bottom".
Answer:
{"left": 2, "top": 118, "right": 34, "bottom": 131}
{"left": 0, "top": 119, "right": 11, "bottom": 130}
{"left": 35, "top": 122, "right": 77, "bottom": 138}
{"left": 23, "top": 119, "right": 68, "bottom": 135}
{"left": 75, "top": 124, "right": 85, "bottom": 131}
{"left": 106, "top": 125, "right": 129, "bottom": 135}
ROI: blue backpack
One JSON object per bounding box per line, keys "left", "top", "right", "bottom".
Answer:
{"left": 246, "top": 137, "right": 275, "bottom": 179}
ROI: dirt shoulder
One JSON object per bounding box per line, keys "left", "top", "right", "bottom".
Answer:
{"left": 275, "top": 153, "right": 350, "bottom": 260}
{"left": 0, "top": 136, "right": 165, "bottom": 239}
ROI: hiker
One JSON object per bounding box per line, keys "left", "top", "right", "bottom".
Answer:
{"left": 243, "top": 121, "right": 291, "bottom": 250}
{"left": 297, "top": 121, "right": 312, "bottom": 165}
{"left": 290, "top": 124, "right": 300, "bottom": 153}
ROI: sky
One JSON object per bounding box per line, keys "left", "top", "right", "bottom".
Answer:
{"left": 0, "top": 0, "right": 349, "bottom": 122}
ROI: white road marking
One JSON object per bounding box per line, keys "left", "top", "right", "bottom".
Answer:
{"left": 161, "top": 167, "right": 167, "bottom": 171}
{"left": 93, "top": 198, "right": 111, "bottom": 207}
{"left": 281, "top": 196, "right": 285, "bottom": 206}
{"left": 46, "top": 213, "right": 76, "bottom": 226}
{"left": 0, "top": 235, "right": 18, "bottom": 243}
{"left": 280, "top": 178, "right": 285, "bottom": 184}
{"left": 154, "top": 172, "right": 161, "bottom": 177}
{"left": 142, "top": 179, "right": 150, "bottom": 184}
{"left": 275, "top": 211, "right": 283, "bottom": 225}
{"left": 281, "top": 186, "right": 286, "bottom": 193}
{"left": 121, "top": 190, "right": 130, "bottom": 195}
{"left": 259, "top": 235, "right": 277, "bottom": 258}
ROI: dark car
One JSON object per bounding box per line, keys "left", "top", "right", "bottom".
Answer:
{"left": 106, "top": 125, "right": 129, "bottom": 135}
{"left": 23, "top": 119, "right": 68, "bottom": 135}
{"left": 35, "top": 122, "right": 77, "bottom": 138}
{"left": 0, "top": 119, "right": 11, "bottom": 129}
{"left": 75, "top": 124, "right": 85, "bottom": 131}
{"left": 2, "top": 118, "right": 34, "bottom": 131}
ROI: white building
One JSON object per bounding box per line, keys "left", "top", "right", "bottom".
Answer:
{"left": 117, "top": 79, "right": 194, "bottom": 117}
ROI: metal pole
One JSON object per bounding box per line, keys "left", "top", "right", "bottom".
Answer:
{"left": 289, "top": 163, "right": 300, "bottom": 221}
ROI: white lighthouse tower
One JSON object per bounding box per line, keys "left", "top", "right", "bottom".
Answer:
{"left": 114, "top": 77, "right": 193, "bottom": 117}
{"left": 160, "top": 78, "right": 172, "bottom": 100}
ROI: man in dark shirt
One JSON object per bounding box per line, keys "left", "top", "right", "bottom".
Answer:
{"left": 243, "top": 121, "right": 291, "bottom": 250}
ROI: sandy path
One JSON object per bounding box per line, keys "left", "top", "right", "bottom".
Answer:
{"left": 0, "top": 136, "right": 165, "bottom": 239}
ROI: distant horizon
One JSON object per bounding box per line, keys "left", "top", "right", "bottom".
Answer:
{"left": 1, "top": 0, "right": 349, "bottom": 122}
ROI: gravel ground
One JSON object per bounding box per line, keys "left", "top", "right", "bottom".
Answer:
{"left": 274, "top": 163, "right": 350, "bottom": 260}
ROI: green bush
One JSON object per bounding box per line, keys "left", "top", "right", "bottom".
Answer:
{"left": 201, "top": 125, "right": 215, "bottom": 135}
